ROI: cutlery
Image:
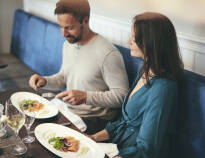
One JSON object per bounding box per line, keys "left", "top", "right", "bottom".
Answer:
{"left": 41, "top": 92, "right": 56, "bottom": 98}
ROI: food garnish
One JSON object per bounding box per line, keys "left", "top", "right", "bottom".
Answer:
{"left": 19, "top": 99, "right": 44, "bottom": 112}
{"left": 48, "top": 136, "right": 80, "bottom": 152}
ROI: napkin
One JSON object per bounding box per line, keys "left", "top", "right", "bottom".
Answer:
{"left": 97, "top": 143, "right": 119, "bottom": 158}
{"left": 50, "top": 98, "right": 87, "bottom": 132}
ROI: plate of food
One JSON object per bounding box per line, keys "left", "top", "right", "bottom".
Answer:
{"left": 35, "top": 123, "right": 105, "bottom": 158}
{"left": 10, "top": 92, "right": 58, "bottom": 119}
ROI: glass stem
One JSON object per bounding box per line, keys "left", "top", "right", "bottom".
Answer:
{"left": 15, "top": 130, "right": 19, "bottom": 137}
{"left": 14, "top": 130, "right": 21, "bottom": 149}
{"left": 26, "top": 127, "right": 30, "bottom": 137}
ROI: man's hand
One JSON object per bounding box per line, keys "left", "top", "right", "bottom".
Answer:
{"left": 29, "top": 74, "right": 47, "bottom": 91}
{"left": 55, "top": 90, "right": 87, "bottom": 105}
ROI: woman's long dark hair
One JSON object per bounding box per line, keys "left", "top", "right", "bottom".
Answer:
{"left": 133, "top": 12, "right": 184, "bottom": 84}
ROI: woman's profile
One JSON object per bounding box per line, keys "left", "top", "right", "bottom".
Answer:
{"left": 89, "top": 12, "right": 184, "bottom": 158}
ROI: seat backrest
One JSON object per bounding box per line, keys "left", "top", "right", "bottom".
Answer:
{"left": 115, "top": 45, "right": 143, "bottom": 86}
{"left": 175, "top": 70, "right": 205, "bottom": 158}
{"left": 11, "top": 9, "right": 65, "bottom": 76}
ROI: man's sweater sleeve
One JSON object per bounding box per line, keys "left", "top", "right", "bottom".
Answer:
{"left": 43, "top": 67, "right": 66, "bottom": 91}
{"left": 86, "top": 50, "right": 129, "bottom": 108}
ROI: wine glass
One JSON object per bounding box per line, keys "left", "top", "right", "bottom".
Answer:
{"left": 5, "top": 99, "right": 27, "bottom": 155}
{"left": 22, "top": 111, "right": 35, "bottom": 143}
{"left": 0, "top": 103, "right": 7, "bottom": 138}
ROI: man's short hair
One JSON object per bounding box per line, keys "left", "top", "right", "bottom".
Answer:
{"left": 55, "top": 0, "right": 90, "bottom": 23}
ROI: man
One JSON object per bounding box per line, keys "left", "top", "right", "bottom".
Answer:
{"left": 29, "top": 0, "right": 129, "bottom": 134}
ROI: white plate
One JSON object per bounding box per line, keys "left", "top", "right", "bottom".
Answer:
{"left": 35, "top": 123, "right": 105, "bottom": 158}
{"left": 10, "top": 92, "right": 58, "bottom": 119}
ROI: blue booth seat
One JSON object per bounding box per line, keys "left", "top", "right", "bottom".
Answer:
{"left": 114, "top": 45, "right": 143, "bottom": 85}
{"left": 176, "top": 70, "right": 205, "bottom": 158}
{"left": 11, "top": 9, "right": 64, "bottom": 76}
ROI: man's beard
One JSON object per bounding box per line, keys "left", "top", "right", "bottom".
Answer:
{"left": 66, "top": 25, "right": 83, "bottom": 44}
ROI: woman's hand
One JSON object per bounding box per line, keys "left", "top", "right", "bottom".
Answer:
{"left": 113, "top": 156, "right": 122, "bottom": 158}
{"left": 84, "top": 134, "right": 95, "bottom": 140}
{"left": 87, "top": 129, "right": 110, "bottom": 142}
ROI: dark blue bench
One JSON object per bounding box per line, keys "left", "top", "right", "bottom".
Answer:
{"left": 9, "top": 9, "right": 205, "bottom": 158}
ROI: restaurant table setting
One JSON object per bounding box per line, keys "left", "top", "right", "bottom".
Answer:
{"left": 0, "top": 88, "right": 116, "bottom": 158}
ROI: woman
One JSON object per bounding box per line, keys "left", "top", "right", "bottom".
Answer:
{"left": 89, "top": 12, "right": 184, "bottom": 158}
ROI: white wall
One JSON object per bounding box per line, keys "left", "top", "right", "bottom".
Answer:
{"left": 23, "top": 0, "right": 57, "bottom": 22}
{"left": 90, "top": 0, "right": 205, "bottom": 36}
{"left": 15, "top": 0, "right": 205, "bottom": 75}
{"left": 0, "top": 0, "right": 23, "bottom": 54}
{"left": 90, "top": 0, "right": 205, "bottom": 76}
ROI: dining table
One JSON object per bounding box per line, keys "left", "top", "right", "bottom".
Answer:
{"left": 0, "top": 87, "right": 84, "bottom": 158}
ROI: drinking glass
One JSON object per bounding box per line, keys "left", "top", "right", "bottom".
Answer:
{"left": 22, "top": 111, "right": 35, "bottom": 143}
{"left": 0, "top": 121, "right": 7, "bottom": 138}
{"left": 5, "top": 99, "right": 27, "bottom": 155}
{"left": 0, "top": 103, "right": 7, "bottom": 138}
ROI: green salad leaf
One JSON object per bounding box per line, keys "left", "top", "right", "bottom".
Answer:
{"left": 48, "top": 137, "right": 64, "bottom": 150}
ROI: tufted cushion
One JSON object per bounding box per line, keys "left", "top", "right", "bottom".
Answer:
{"left": 11, "top": 9, "right": 64, "bottom": 76}
{"left": 11, "top": 9, "right": 31, "bottom": 59}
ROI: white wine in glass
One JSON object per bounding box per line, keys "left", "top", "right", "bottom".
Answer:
{"left": 6, "top": 115, "right": 25, "bottom": 132}
{"left": 5, "top": 99, "right": 27, "bottom": 155}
